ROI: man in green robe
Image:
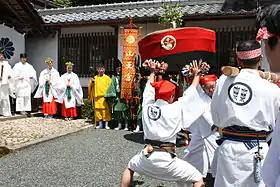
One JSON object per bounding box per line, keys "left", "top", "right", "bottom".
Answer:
{"left": 105, "top": 61, "right": 129, "bottom": 130}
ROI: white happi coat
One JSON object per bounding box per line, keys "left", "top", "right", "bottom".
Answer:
{"left": 211, "top": 69, "right": 280, "bottom": 187}
{"left": 183, "top": 85, "right": 218, "bottom": 177}
{"left": 12, "top": 62, "right": 37, "bottom": 112}
{"left": 128, "top": 81, "right": 206, "bottom": 186}
{"left": 262, "top": 113, "right": 280, "bottom": 187}
{"left": 0, "top": 60, "right": 13, "bottom": 116}
{"left": 34, "top": 68, "right": 60, "bottom": 102}
{"left": 56, "top": 72, "right": 83, "bottom": 108}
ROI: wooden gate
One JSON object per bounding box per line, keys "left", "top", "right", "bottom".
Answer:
{"left": 214, "top": 26, "right": 257, "bottom": 75}
{"left": 59, "top": 31, "right": 118, "bottom": 77}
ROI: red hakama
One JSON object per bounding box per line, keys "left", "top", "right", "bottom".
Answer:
{"left": 42, "top": 98, "right": 57, "bottom": 115}
{"left": 61, "top": 102, "right": 77, "bottom": 117}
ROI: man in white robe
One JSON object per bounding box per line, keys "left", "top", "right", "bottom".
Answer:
{"left": 256, "top": 5, "right": 280, "bottom": 187}
{"left": 211, "top": 40, "right": 280, "bottom": 187}
{"left": 12, "top": 53, "right": 37, "bottom": 116}
{"left": 183, "top": 75, "right": 219, "bottom": 181}
{"left": 56, "top": 61, "right": 83, "bottom": 120}
{"left": 120, "top": 62, "right": 205, "bottom": 187}
{"left": 34, "top": 58, "right": 60, "bottom": 118}
{"left": 0, "top": 51, "right": 13, "bottom": 116}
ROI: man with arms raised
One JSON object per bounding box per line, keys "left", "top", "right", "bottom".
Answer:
{"left": 120, "top": 61, "right": 205, "bottom": 187}
{"left": 183, "top": 74, "right": 219, "bottom": 182}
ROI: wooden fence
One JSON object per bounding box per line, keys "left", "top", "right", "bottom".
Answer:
{"left": 59, "top": 32, "right": 118, "bottom": 77}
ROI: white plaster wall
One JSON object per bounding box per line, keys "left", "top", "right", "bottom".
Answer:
{"left": 61, "top": 25, "right": 115, "bottom": 34}
{"left": 25, "top": 32, "right": 58, "bottom": 77}
{"left": 0, "top": 24, "right": 25, "bottom": 66}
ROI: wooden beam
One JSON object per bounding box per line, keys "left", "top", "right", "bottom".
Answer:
{"left": 16, "top": 0, "right": 47, "bottom": 36}
{"left": 0, "top": 0, "right": 25, "bottom": 24}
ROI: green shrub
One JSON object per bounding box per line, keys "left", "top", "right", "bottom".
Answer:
{"left": 81, "top": 99, "right": 94, "bottom": 123}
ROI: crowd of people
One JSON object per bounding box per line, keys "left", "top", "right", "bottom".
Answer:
{"left": 120, "top": 4, "right": 280, "bottom": 187}
{"left": 0, "top": 54, "right": 83, "bottom": 120}
{"left": 1, "top": 4, "right": 280, "bottom": 187}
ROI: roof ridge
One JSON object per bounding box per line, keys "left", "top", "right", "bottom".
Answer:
{"left": 38, "top": 0, "right": 225, "bottom": 15}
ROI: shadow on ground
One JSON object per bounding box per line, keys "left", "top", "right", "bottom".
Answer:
{"left": 124, "top": 132, "right": 145, "bottom": 145}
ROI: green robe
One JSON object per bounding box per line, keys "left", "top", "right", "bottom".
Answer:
{"left": 104, "top": 74, "right": 129, "bottom": 121}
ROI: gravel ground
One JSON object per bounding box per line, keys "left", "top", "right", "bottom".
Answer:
{"left": 0, "top": 117, "right": 89, "bottom": 147}
{"left": 0, "top": 128, "right": 189, "bottom": 187}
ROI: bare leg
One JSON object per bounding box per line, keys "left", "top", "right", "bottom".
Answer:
{"left": 120, "top": 168, "right": 134, "bottom": 187}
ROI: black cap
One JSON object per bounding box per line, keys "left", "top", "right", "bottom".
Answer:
{"left": 20, "top": 53, "right": 27, "bottom": 58}
{"left": 114, "top": 59, "right": 122, "bottom": 70}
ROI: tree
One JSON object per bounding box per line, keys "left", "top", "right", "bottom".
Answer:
{"left": 158, "top": 2, "right": 183, "bottom": 29}
{"left": 52, "top": 0, "right": 72, "bottom": 7}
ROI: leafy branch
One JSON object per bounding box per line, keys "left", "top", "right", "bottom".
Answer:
{"left": 158, "top": 2, "right": 183, "bottom": 29}
{"left": 52, "top": 0, "right": 72, "bottom": 7}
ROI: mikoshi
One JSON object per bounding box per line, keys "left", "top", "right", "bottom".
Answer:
{"left": 138, "top": 27, "right": 217, "bottom": 74}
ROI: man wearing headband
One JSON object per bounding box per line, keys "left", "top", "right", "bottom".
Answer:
{"left": 55, "top": 62, "right": 83, "bottom": 121}
{"left": 34, "top": 58, "right": 60, "bottom": 118}
{"left": 256, "top": 5, "right": 280, "bottom": 187}
{"left": 94, "top": 65, "right": 112, "bottom": 129}
{"left": 210, "top": 40, "right": 280, "bottom": 187}
{"left": 183, "top": 74, "right": 218, "bottom": 183}
{"left": 120, "top": 62, "right": 205, "bottom": 187}
{"left": 0, "top": 51, "right": 13, "bottom": 116}
{"left": 12, "top": 53, "right": 37, "bottom": 116}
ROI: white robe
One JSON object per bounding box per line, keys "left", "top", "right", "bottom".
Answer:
{"left": 55, "top": 72, "right": 83, "bottom": 108}
{"left": 211, "top": 69, "right": 280, "bottom": 187}
{"left": 128, "top": 82, "right": 206, "bottom": 185}
{"left": 34, "top": 68, "right": 60, "bottom": 102}
{"left": 12, "top": 62, "right": 37, "bottom": 112}
{"left": 0, "top": 60, "right": 13, "bottom": 116}
{"left": 183, "top": 86, "right": 218, "bottom": 177}
{"left": 262, "top": 113, "right": 280, "bottom": 187}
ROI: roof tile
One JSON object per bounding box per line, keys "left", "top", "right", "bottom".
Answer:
{"left": 38, "top": 0, "right": 254, "bottom": 24}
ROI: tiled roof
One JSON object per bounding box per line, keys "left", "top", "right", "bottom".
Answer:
{"left": 38, "top": 0, "right": 231, "bottom": 24}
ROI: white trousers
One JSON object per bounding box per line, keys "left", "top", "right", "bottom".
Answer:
{"left": 128, "top": 150, "right": 202, "bottom": 187}
{"left": 213, "top": 140, "right": 268, "bottom": 187}
{"left": 0, "top": 84, "right": 11, "bottom": 116}
{"left": 16, "top": 96, "right": 31, "bottom": 112}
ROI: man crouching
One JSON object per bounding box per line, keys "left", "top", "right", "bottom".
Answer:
{"left": 120, "top": 61, "right": 205, "bottom": 187}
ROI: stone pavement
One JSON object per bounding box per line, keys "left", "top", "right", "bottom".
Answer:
{"left": 0, "top": 117, "right": 91, "bottom": 150}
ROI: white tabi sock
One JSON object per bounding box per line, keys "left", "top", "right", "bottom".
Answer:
{"left": 124, "top": 121, "right": 128, "bottom": 131}
{"left": 105, "top": 121, "right": 110, "bottom": 129}
{"left": 115, "top": 121, "right": 122, "bottom": 130}
{"left": 99, "top": 121, "right": 103, "bottom": 128}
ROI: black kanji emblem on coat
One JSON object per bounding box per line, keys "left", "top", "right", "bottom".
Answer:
{"left": 147, "top": 106, "right": 161, "bottom": 121}
{"left": 228, "top": 82, "right": 252, "bottom": 106}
